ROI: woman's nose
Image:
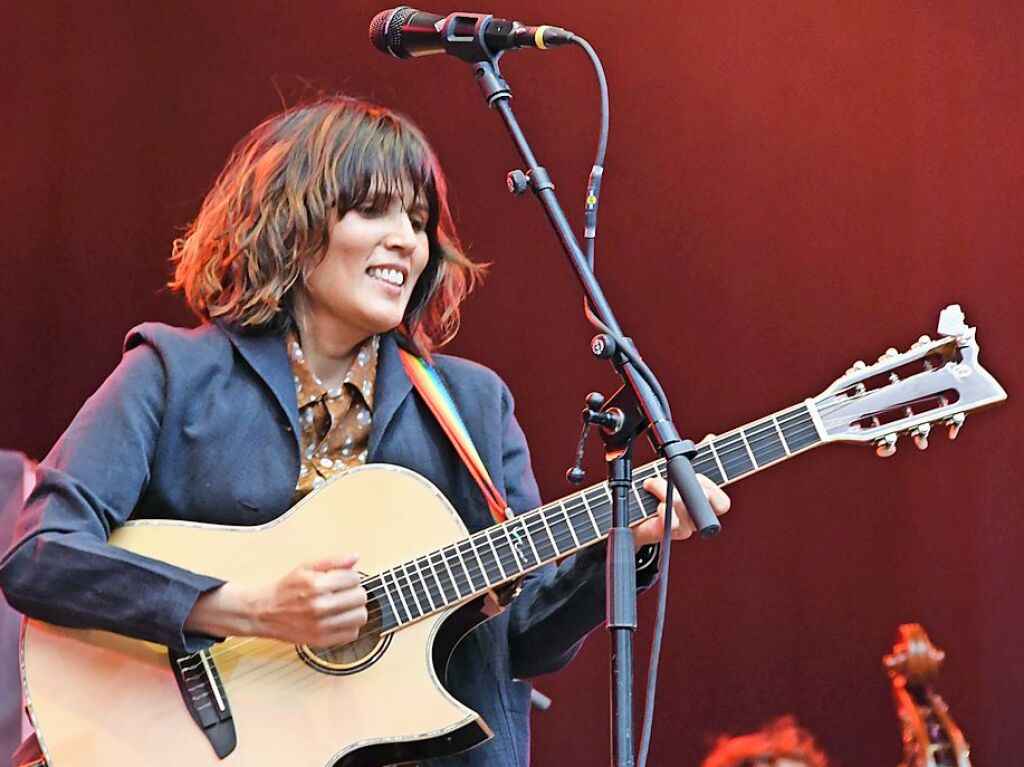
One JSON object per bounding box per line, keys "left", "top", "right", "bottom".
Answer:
{"left": 386, "top": 211, "right": 418, "bottom": 251}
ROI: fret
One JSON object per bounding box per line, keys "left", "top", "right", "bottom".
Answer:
{"left": 537, "top": 509, "right": 561, "bottom": 557}
{"left": 563, "top": 502, "right": 582, "bottom": 547}
{"left": 746, "top": 420, "right": 787, "bottom": 466}
{"left": 384, "top": 568, "right": 413, "bottom": 624}
{"left": 500, "top": 525, "right": 525, "bottom": 570}
{"left": 706, "top": 440, "right": 728, "bottom": 482}
{"left": 563, "top": 498, "right": 590, "bottom": 546}
{"left": 516, "top": 518, "right": 543, "bottom": 565}
{"left": 546, "top": 502, "right": 579, "bottom": 552}
{"left": 462, "top": 536, "right": 491, "bottom": 588}
{"left": 414, "top": 557, "right": 440, "bottom": 612}
{"left": 448, "top": 544, "right": 475, "bottom": 595}
{"left": 738, "top": 429, "right": 759, "bottom": 468}
{"left": 780, "top": 405, "right": 818, "bottom": 451}
{"left": 433, "top": 550, "right": 462, "bottom": 600}
{"left": 499, "top": 523, "right": 531, "bottom": 573}
{"left": 640, "top": 472, "right": 661, "bottom": 517}
{"left": 578, "top": 493, "right": 602, "bottom": 538}
{"left": 716, "top": 433, "right": 755, "bottom": 478}
{"left": 771, "top": 415, "right": 792, "bottom": 455}
{"left": 516, "top": 512, "right": 554, "bottom": 562}
{"left": 630, "top": 480, "right": 649, "bottom": 523}
{"left": 482, "top": 531, "right": 508, "bottom": 580}
{"left": 417, "top": 552, "right": 442, "bottom": 606}
{"left": 399, "top": 564, "right": 425, "bottom": 617}
{"left": 689, "top": 449, "right": 721, "bottom": 485}
{"left": 409, "top": 557, "right": 434, "bottom": 610}
{"left": 371, "top": 580, "right": 400, "bottom": 630}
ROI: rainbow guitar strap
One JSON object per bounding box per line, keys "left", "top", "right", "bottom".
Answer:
{"left": 397, "top": 340, "right": 512, "bottom": 525}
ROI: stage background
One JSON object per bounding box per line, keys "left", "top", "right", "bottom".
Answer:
{"left": 2, "top": 2, "right": 1022, "bottom": 764}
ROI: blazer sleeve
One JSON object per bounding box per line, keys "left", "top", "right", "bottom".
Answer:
{"left": 497, "top": 384, "right": 659, "bottom": 679}
{"left": 0, "top": 342, "right": 224, "bottom": 653}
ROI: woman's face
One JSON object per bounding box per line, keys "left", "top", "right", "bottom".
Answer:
{"left": 299, "top": 184, "right": 431, "bottom": 344}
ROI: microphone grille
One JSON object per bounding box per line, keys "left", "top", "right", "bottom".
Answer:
{"left": 368, "top": 6, "right": 418, "bottom": 57}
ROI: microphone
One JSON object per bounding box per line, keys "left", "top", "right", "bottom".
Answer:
{"left": 369, "top": 7, "right": 574, "bottom": 60}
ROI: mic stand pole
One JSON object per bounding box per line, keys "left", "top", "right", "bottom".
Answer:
{"left": 463, "top": 47, "right": 720, "bottom": 767}
{"left": 606, "top": 442, "right": 637, "bottom": 767}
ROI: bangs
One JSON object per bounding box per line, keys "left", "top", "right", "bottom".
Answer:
{"left": 330, "top": 115, "right": 438, "bottom": 221}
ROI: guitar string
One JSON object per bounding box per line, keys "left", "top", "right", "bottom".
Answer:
{"left": 349, "top": 390, "right": 923, "bottom": 629}
{"left": 198, "top": 393, "right": 905, "bottom": 669}
{"left": 197, "top": 406, "right": 829, "bottom": 667}
{"left": 192, "top": 391, "right": 937, "bottom": 686}
{"left": 199, "top": 415, "right": 800, "bottom": 672}
{"left": 194, "top": 477, "right": 667, "bottom": 672}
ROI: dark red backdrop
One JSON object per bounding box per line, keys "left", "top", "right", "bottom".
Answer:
{"left": 2, "top": 2, "right": 1022, "bottom": 764}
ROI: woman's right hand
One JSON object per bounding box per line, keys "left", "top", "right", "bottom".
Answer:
{"left": 186, "top": 553, "right": 369, "bottom": 647}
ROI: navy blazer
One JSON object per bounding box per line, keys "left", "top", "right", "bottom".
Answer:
{"left": 1, "top": 322, "right": 654, "bottom": 766}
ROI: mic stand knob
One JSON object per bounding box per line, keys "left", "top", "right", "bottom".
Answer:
{"left": 506, "top": 169, "right": 530, "bottom": 196}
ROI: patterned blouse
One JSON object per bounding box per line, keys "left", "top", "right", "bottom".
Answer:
{"left": 287, "top": 330, "right": 380, "bottom": 501}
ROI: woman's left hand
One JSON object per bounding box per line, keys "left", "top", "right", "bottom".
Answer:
{"left": 634, "top": 474, "right": 731, "bottom": 548}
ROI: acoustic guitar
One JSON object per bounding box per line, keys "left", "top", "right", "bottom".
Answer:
{"left": 21, "top": 305, "right": 1005, "bottom": 766}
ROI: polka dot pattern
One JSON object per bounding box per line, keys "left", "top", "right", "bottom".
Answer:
{"left": 288, "top": 331, "right": 379, "bottom": 501}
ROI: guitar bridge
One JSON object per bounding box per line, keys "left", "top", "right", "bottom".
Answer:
{"left": 169, "top": 648, "right": 237, "bottom": 759}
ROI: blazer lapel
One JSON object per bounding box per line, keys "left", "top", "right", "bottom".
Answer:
{"left": 368, "top": 331, "right": 414, "bottom": 461}
{"left": 219, "top": 323, "right": 302, "bottom": 453}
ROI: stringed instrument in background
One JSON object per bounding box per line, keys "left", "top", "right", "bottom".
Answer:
{"left": 22, "top": 305, "right": 1005, "bottom": 766}
{"left": 884, "top": 624, "right": 972, "bottom": 767}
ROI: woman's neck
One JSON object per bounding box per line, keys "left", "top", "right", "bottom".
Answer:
{"left": 292, "top": 302, "right": 370, "bottom": 390}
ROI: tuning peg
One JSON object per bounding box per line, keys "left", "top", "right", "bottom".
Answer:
{"left": 911, "top": 423, "right": 931, "bottom": 450}
{"left": 875, "top": 433, "right": 898, "bottom": 458}
{"left": 911, "top": 335, "right": 932, "bottom": 350}
{"left": 846, "top": 360, "right": 867, "bottom": 376}
{"left": 878, "top": 347, "right": 899, "bottom": 363}
{"left": 946, "top": 412, "right": 966, "bottom": 440}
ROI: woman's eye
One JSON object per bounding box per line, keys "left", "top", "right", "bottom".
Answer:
{"left": 409, "top": 215, "right": 427, "bottom": 232}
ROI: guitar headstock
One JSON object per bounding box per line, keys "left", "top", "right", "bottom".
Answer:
{"left": 810, "top": 305, "right": 1006, "bottom": 456}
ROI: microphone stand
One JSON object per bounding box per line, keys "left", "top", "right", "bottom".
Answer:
{"left": 448, "top": 20, "right": 721, "bottom": 767}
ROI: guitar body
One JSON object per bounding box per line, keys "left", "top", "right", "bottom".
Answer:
{"left": 22, "top": 465, "right": 492, "bottom": 767}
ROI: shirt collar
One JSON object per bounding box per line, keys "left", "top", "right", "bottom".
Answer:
{"left": 286, "top": 330, "right": 380, "bottom": 411}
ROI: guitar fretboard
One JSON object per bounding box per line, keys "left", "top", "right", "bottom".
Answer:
{"left": 359, "top": 402, "right": 820, "bottom": 634}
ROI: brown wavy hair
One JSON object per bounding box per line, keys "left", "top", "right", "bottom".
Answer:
{"left": 170, "top": 95, "right": 483, "bottom": 350}
{"left": 701, "top": 717, "right": 830, "bottom": 767}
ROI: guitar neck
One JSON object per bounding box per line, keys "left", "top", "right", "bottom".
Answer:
{"left": 364, "top": 401, "right": 823, "bottom": 633}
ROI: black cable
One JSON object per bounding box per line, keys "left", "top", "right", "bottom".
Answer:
{"left": 636, "top": 479, "right": 675, "bottom": 767}
{"left": 572, "top": 34, "right": 674, "bottom": 767}
{"left": 570, "top": 36, "right": 608, "bottom": 271}
{"left": 571, "top": 37, "right": 673, "bottom": 422}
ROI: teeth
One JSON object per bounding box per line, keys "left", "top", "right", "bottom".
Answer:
{"left": 367, "top": 267, "right": 405, "bottom": 287}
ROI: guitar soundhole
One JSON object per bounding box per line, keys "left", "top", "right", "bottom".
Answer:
{"left": 296, "top": 596, "right": 392, "bottom": 675}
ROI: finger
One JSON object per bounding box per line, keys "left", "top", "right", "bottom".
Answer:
{"left": 656, "top": 502, "right": 692, "bottom": 540}
{"left": 641, "top": 477, "right": 666, "bottom": 501}
{"left": 668, "top": 505, "right": 694, "bottom": 540}
{"left": 313, "top": 584, "right": 368, "bottom": 616}
{"left": 313, "top": 567, "right": 364, "bottom": 595}
{"left": 308, "top": 553, "right": 361, "bottom": 572}
{"left": 320, "top": 605, "right": 370, "bottom": 634}
{"left": 696, "top": 474, "right": 731, "bottom": 515}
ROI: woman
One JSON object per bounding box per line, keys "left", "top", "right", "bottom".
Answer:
{"left": 0, "top": 96, "right": 729, "bottom": 765}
